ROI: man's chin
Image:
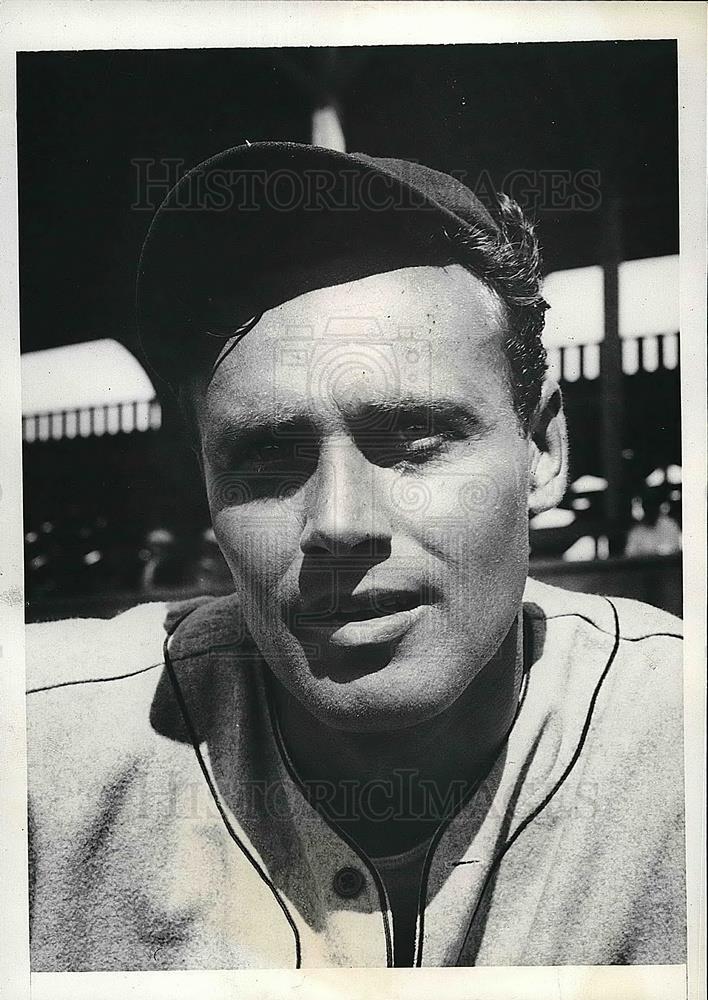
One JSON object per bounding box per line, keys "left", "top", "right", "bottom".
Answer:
{"left": 255, "top": 617, "right": 471, "bottom": 733}
{"left": 283, "top": 654, "right": 466, "bottom": 735}
{"left": 298, "top": 687, "right": 450, "bottom": 735}
{"left": 304, "top": 639, "right": 396, "bottom": 683}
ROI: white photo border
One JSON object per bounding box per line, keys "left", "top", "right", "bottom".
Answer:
{"left": 1, "top": 4, "right": 704, "bottom": 999}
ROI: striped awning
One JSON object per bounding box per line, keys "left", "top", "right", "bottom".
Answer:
{"left": 23, "top": 400, "right": 162, "bottom": 443}
{"left": 22, "top": 339, "right": 160, "bottom": 443}
{"left": 546, "top": 332, "right": 680, "bottom": 383}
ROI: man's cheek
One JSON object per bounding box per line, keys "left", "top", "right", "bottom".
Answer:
{"left": 212, "top": 510, "right": 296, "bottom": 592}
{"left": 411, "top": 462, "right": 527, "bottom": 554}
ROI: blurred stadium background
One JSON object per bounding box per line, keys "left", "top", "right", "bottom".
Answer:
{"left": 18, "top": 43, "right": 682, "bottom": 622}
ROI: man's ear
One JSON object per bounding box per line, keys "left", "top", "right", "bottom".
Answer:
{"left": 527, "top": 377, "right": 568, "bottom": 516}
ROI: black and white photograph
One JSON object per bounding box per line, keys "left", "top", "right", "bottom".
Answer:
{"left": 0, "top": 4, "right": 705, "bottom": 998}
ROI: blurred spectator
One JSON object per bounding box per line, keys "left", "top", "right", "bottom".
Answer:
{"left": 24, "top": 522, "right": 56, "bottom": 599}
{"left": 668, "top": 488, "right": 682, "bottom": 529}
{"left": 139, "top": 528, "right": 187, "bottom": 591}
{"left": 102, "top": 521, "right": 144, "bottom": 592}
{"left": 47, "top": 503, "right": 90, "bottom": 595}
{"left": 625, "top": 493, "right": 682, "bottom": 557}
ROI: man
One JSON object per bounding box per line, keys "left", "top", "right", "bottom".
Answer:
{"left": 26, "top": 143, "right": 685, "bottom": 970}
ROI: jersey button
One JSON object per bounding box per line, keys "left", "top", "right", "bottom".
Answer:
{"left": 333, "top": 866, "right": 365, "bottom": 899}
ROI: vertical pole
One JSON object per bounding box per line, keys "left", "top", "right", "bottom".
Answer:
{"left": 600, "top": 195, "right": 625, "bottom": 555}
{"left": 310, "top": 49, "right": 346, "bottom": 152}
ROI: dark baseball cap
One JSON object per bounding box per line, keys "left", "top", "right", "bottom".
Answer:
{"left": 136, "top": 141, "right": 502, "bottom": 388}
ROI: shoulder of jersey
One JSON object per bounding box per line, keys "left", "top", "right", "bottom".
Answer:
{"left": 525, "top": 576, "right": 682, "bottom": 643}
{"left": 25, "top": 595, "right": 215, "bottom": 695}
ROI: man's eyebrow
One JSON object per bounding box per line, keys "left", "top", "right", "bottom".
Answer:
{"left": 351, "top": 397, "right": 484, "bottom": 426}
{"left": 205, "top": 414, "right": 317, "bottom": 453}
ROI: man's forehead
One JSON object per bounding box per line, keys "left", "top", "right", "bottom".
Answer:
{"left": 247, "top": 263, "right": 502, "bottom": 338}
{"left": 198, "top": 265, "right": 510, "bottom": 434}
{"left": 200, "top": 263, "right": 504, "bottom": 392}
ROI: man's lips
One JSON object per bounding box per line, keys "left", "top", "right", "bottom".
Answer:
{"left": 286, "top": 586, "right": 436, "bottom": 649}
{"left": 327, "top": 604, "right": 428, "bottom": 647}
{"left": 292, "top": 588, "right": 429, "bottom": 627}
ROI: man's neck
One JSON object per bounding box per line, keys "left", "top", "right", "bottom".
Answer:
{"left": 268, "top": 617, "right": 524, "bottom": 857}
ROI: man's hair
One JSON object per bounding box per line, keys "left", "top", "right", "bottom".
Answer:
{"left": 442, "top": 192, "right": 549, "bottom": 431}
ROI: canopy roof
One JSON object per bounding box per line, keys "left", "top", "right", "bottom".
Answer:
{"left": 18, "top": 42, "right": 678, "bottom": 364}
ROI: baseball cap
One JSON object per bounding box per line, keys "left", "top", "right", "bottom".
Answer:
{"left": 136, "top": 141, "right": 502, "bottom": 388}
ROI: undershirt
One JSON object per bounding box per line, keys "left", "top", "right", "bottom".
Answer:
{"left": 371, "top": 836, "right": 432, "bottom": 967}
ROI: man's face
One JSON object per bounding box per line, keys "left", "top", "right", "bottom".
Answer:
{"left": 196, "top": 264, "right": 533, "bottom": 733}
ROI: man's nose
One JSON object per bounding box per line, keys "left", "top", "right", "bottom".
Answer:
{"left": 299, "top": 437, "right": 392, "bottom": 557}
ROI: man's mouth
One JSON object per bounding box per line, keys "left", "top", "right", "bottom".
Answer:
{"left": 293, "top": 589, "right": 431, "bottom": 647}
{"left": 298, "top": 589, "right": 423, "bottom": 624}
{"left": 303, "top": 590, "right": 422, "bottom": 625}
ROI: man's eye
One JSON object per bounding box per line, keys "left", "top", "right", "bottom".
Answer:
{"left": 238, "top": 442, "right": 287, "bottom": 473}
{"left": 395, "top": 433, "right": 451, "bottom": 462}
{"left": 364, "top": 430, "right": 453, "bottom": 467}
{"left": 398, "top": 421, "right": 433, "bottom": 440}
